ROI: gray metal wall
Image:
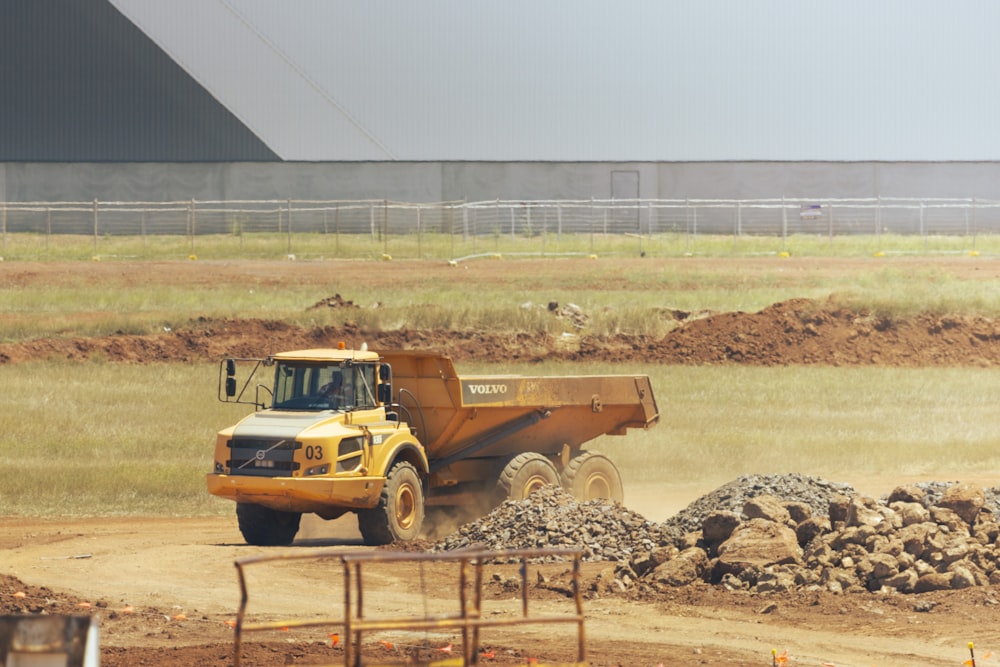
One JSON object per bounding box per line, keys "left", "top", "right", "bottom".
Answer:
{"left": 0, "top": 0, "right": 276, "bottom": 162}
{"left": 4, "top": 161, "right": 1000, "bottom": 204}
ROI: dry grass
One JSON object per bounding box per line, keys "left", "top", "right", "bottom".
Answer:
{"left": 4, "top": 255, "right": 1000, "bottom": 517}
{"left": 4, "top": 358, "right": 999, "bottom": 518}
{"left": 3, "top": 255, "right": 1000, "bottom": 343}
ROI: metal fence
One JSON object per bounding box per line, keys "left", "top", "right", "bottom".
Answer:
{"left": 3, "top": 197, "right": 1000, "bottom": 260}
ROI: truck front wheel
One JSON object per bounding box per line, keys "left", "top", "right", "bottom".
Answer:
{"left": 236, "top": 503, "right": 302, "bottom": 546}
{"left": 561, "top": 452, "right": 623, "bottom": 503}
{"left": 495, "top": 452, "right": 560, "bottom": 502}
{"left": 358, "top": 462, "right": 425, "bottom": 545}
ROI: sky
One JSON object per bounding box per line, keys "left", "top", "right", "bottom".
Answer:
{"left": 112, "top": 0, "right": 1000, "bottom": 161}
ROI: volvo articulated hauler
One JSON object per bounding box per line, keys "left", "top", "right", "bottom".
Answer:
{"left": 206, "top": 347, "right": 659, "bottom": 546}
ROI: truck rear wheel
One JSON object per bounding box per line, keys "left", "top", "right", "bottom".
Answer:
{"left": 495, "top": 452, "right": 560, "bottom": 502}
{"left": 561, "top": 452, "right": 623, "bottom": 503}
{"left": 236, "top": 503, "right": 302, "bottom": 546}
{"left": 358, "top": 462, "right": 425, "bottom": 545}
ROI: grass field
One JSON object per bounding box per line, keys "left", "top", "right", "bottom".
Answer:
{"left": 2, "top": 230, "right": 999, "bottom": 262}
{"left": 2, "top": 252, "right": 1000, "bottom": 517}
{"left": 3, "top": 360, "right": 1000, "bottom": 517}
{"left": 4, "top": 249, "right": 1000, "bottom": 344}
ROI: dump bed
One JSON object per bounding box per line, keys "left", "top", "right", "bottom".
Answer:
{"left": 379, "top": 351, "right": 658, "bottom": 467}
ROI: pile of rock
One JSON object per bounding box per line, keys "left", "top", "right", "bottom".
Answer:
{"left": 432, "top": 485, "right": 673, "bottom": 562}
{"left": 433, "top": 474, "right": 1000, "bottom": 596}
{"left": 662, "top": 473, "right": 856, "bottom": 538}
{"left": 621, "top": 480, "right": 1000, "bottom": 595}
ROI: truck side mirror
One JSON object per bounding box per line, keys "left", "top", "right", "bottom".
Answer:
{"left": 226, "top": 377, "right": 237, "bottom": 397}
{"left": 379, "top": 364, "right": 391, "bottom": 381}
{"left": 377, "top": 383, "right": 392, "bottom": 405}
{"left": 226, "top": 358, "right": 237, "bottom": 377}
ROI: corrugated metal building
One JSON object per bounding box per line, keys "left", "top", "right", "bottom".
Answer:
{"left": 3, "top": 0, "right": 1000, "bottom": 201}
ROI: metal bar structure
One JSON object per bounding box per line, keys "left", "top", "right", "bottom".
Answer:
{"left": 232, "top": 547, "right": 585, "bottom": 667}
{"left": 4, "top": 197, "right": 1000, "bottom": 260}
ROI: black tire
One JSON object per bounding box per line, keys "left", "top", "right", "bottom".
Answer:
{"left": 236, "top": 503, "right": 302, "bottom": 546}
{"left": 495, "top": 452, "right": 560, "bottom": 503}
{"left": 358, "top": 462, "right": 425, "bottom": 545}
{"left": 561, "top": 452, "right": 623, "bottom": 503}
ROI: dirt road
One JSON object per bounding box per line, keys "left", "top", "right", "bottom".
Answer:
{"left": 6, "top": 481, "right": 1000, "bottom": 667}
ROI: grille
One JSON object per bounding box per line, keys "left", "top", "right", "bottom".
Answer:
{"left": 227, "top": 438, "right": 301, "bottom": 477}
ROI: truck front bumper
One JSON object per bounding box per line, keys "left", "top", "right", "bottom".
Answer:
{"left": 206, "top": 473, "right": 385, "bottom": 514}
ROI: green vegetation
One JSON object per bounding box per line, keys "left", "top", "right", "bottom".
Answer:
{"left": 3, "top": 361, "right": 999, "bottom": 517}
{"left": 617, "top": 364, "right": 1000, "bottom": 486}
{"left": 4, "top": 249, "right": 1000, "bottom": 343}
{"left": 2, "top": 230, "right": 999, "bottom": 262}
{"left": 3, "top": 250, "right": 1000, "bottom": 518}
{"left": 0, "top": 362, "right": 236, "bottom": 516}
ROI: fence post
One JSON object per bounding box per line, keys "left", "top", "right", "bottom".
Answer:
{"left": 1, "top": 200, "right": 6, "bottom": 250}
{"left": 590, "top": 197, "right": 595, "bottom": 255}
{"left": 189, "top": 199, "right": 196, "bottom": 253}
{"left": 416, "top": 205, "right": 422, "bottom": 259}
{"left": 827, "top": 203, "right": 834, "bottom": 247}
{"left": 686, "top": 199, "right": 695, "bottom": 255}
{"left": 455, "top": 204, "right": 462, "bottom": 256}
{"left": 733, "top": 202, "right": 742, "bottom": 252}
{"left": 876, "top": 195, "right": 881, "bottom": 247}
{"left": 287, "top": 198, "right": 293, "bottom": 255}
{"left": 920, "top": 202, "right": 926, "bottom": 252}
{"left": 93, "top": 198, "right": 99, "bottom": 256}
{"left": 334, "top": 203, "right": 341, "bottom": 255}
{"left": 538, "top": 206, "right": 545, "bottom": 255}
{"left": 46, "top": 206, "right": 51, "bottom": 255}
{"left": 972, "top": 197, "right": 979, "bottom": 250}
{"left": 781, "top": 196, "right": 787, "bottom": 250}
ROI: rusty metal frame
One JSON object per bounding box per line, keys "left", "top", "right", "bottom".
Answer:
{"left": 232, "top": 547, "right": 585, "bottom": 667}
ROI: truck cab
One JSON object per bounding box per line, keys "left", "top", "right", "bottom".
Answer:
{"left": 207, "top": 348, "right": 427, "bottom": 546}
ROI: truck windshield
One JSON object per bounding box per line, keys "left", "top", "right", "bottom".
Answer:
{"left": 272, "top": 362, "right": 354, "bottom": 411}
{"left": 270, "top": 362, "right": 378, "bottom": 411}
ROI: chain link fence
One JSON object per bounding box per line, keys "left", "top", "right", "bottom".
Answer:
{"left": 3, "top": 197, "right": 1000, "bottom": 260}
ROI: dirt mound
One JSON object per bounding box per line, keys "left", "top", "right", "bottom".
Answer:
{"left": 4, "top": 298, "right": 1000, "bottom": 366}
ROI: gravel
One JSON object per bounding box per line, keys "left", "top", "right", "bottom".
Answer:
{"left": 662, "top": 473, "right": 856, "bottom": 537}
{"left": 432, "top": 485, "right": 673, "bottom": 562}
{"left": 432, "top": 473, "right": 1000, "bottom": 563}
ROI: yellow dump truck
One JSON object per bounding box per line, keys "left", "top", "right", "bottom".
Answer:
{"left": 207, "top": 347, "right": 659, "bottom": 546}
